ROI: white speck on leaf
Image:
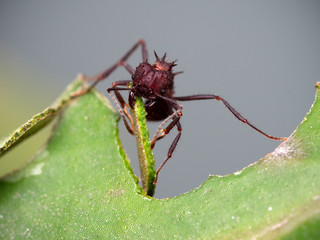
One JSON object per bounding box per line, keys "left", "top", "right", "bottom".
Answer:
{"left": 29, "top": 163, "right": 45, "bottom": 176}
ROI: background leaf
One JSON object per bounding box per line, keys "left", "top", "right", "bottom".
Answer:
{"left": 0, "top": 83, "right": 319, "bottom": 239}
{"left": 0, "top": 78, "right": 85, "bottom": 156}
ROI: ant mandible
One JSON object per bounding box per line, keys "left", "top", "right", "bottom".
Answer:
{"left": 76, "top": 39, "right": 286, "bottom": 184}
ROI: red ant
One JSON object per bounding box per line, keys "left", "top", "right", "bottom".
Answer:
{"left": 76, "top": 39, "right": 286, "bottom": 184}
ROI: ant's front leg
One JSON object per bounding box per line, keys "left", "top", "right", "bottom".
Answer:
{"left": 107, "top": 80, "right": 134, "bottom": 135}
{"left": 72, "top": 39, "right": 147, "bottom": 97}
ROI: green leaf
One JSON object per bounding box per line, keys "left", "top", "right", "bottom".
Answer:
{"left": 0, "top": 81, "right": 320, "bottom": 239}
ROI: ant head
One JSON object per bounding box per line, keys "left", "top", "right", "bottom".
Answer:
{"left": 153, "top": 51, "right": 177, "bottom": 72}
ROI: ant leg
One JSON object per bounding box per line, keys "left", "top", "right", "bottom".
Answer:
{"left": 154, "top": 116, "right": 180, "bottom": 142}
{"left": 88, "top": 39, "right": 146, "bottom": 82}
{"left": 73, "top": 39, "right": 147, "bottom": 97}
{"left": 87, "top": 39, "right": 147, "bottom": 84}
{"left": 150, "top": 112, "right": 181, "bottom": 149}
{"left": 174, "top": 95, "right": 287, "bottom": 141}
{"left": 119, "top": 62, "right": 134, "bottom": 75}
{"left": 108, "top": 80, "right": 132, "bottom": 110}
{"left": 107, "top": 84, "right": 134, "bottom": 135}
{"left": 147, "top": 94, "right": 184, "bottom": 184}
{"left": 111, "top": 84, "right": 135, "bottom": 132}
{"left": 154, "top": 121, "right": 182, "bottom": 185}
{"left": 151, "top": 94, "right": 184, "bottom": 149}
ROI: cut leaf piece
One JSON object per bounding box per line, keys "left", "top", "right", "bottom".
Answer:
{"left": 0, "top": 82, "right": 320, "bottom": 239}
{"left": 131, "top": 96, "right": 156, "bottom": 196}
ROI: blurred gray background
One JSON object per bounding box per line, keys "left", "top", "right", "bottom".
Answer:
{"left": 0, "top": 1, "right": 319, "bottom": 198}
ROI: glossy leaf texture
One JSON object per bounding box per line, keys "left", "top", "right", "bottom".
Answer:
{"left": 0, "top": 81, "right": 320, "bottom": 239}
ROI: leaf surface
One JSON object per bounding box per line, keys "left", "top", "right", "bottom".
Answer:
{"left": 0, "top": 81, "right": 320, "bottom": 239}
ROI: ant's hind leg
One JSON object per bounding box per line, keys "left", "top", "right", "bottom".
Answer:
{"left": 174, "top": 94, "right": 287, "bottom": 141}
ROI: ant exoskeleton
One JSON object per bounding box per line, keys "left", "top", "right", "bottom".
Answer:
{"left": 75, "top": 39, "right": 286, "bottom": 185}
